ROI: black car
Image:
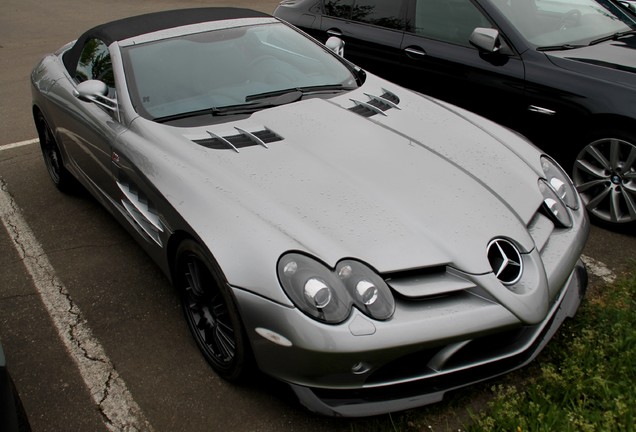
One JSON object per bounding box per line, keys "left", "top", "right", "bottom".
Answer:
{"left": 274, "top": 0, "right": 636, "bottom": 230}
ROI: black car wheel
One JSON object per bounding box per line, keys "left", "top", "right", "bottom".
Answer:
{"left": 572, "top": 130, "right": 636, "bottom": 229}
{"left": 175, "top": 239, "right": 251, "bottom": 381}
{"left": 35, "top": 112, "right": 74, "bottom": 192}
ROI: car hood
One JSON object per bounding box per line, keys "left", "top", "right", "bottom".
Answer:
{"left": 132, "top": 77, "right": 546, "bottom": 298}
{"left": 546, "top": 35, "right": 636, "bottom": 87}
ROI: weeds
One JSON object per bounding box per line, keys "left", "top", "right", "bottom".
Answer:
{"left": 468, "top": 267, "right": 636, "bottom": 432}
{"left": 349, "top": 266, "right": 636, "bottom": 432}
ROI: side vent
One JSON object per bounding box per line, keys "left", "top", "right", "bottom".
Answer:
{"left": 193, "top": 127, "right": 282, "bottom": 152}
{"left": 117, "top": 180, "right": 163, "bottom": 246}
{"left": 349, "top": 89, "right": 400, "bottom": 118}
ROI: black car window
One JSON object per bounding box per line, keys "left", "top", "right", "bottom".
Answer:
{"left": 410, "top": 0, "right": 490, "bottom": 46}
{"left": 324, "top": 0, "right": 405, "bottom": 29}
{"left": 351, "top": 0, "right": 405, "bottom": 29}
{"left": 75, "top": 38, "right": 115, "bottom": 92}
{"left": 324, "top": 0, "right": 354, "bottom": 18}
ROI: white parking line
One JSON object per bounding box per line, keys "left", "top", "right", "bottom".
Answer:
{"left": 0, "top": 138, "right": 38, "bottom": 151}
{"left": 0, "top": 177, "right": 153, "bottom": 431}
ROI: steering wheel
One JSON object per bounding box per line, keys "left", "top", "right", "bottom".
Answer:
{"left": 559, "top": 9, "right": 581, "bottom": 30}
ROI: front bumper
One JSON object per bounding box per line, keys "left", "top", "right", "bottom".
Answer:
{"left": 290, "top": 260, "right": 587, "bottom": 416}
{"left": 233, "top": 259, "right": 587, "bottom": 416}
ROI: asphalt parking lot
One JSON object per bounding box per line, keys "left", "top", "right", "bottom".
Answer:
{"left": 1, "top": 0, "right": 634, "bottom": 431}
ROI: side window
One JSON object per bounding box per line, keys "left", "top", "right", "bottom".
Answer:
{"left": 75, "top": 38, "right": 115, "bottom": 94}
{"left": 351, "top": 0, "right": 405, "bottom": 29}
{"left": 324, "top": 0, "right": 354, "bottom": 18}
{"left": 410, "top": 0, "right": 490, "bottom": 46}
{"left": 324, "top": 0, "right": 405, "bottom": 30}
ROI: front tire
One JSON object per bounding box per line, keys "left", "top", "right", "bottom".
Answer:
{"left": 174, "top": 239, "right": 252, "bottom": 381}
{"left": 572, "top": 129, "right": 636, "bottom": 230}
{"left": 34, "top": 112, "right": 75, "bottom": 192}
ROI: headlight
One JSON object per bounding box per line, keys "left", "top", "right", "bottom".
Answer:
{"left": 540, "top": 156, "right": 579, "bottom": 210}
{"left": 336, "top": 260, "right": 394, "bottom": 320}
{"left": 278, "top": 253, "right": 395, "bottom": 324}
{"left": 539, "top": 179, "right": 572, "bottom": 228}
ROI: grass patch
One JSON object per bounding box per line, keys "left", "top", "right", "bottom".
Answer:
{"left": 349, "top": 265, "right": 636, "bottom": 432}
{"left": 468, "top": 266, "right": 636, "bottom": 432}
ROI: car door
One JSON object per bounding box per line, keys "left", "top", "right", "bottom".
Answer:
{"left": 398, "top": 0, "right": 527, "bottom": 130}
{"left": 51, "top": 37, "right": 124, "bottom": 201}
{"left": 318, "top": 0, "right": 407, "bottom": 82}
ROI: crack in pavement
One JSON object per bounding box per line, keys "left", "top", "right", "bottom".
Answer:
{"left": 0, "top": 178, "right": 154, "bottom": 432}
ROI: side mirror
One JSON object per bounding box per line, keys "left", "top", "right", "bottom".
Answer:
{"left": 73, "top": 80, "right": 117, "bottom": 112}
{"left": 619, "top": 0, "right": 636, "bottom": 12}
{"left": 325, "top": 36, "right": 345, "bottom": 57}
{"left": 469, "top": 28, "right": 502, "bottom": 53}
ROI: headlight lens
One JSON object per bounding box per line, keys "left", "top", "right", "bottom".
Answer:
{"left": 278, "top": 253, "right": 395, "bottom": 324}
{"left": 336, "top": 260, "right": 394, "bottom": 320}
{"left": 540, "top": 156, "right": 579, "bottom": 210}
{"left": 539, "top": 179, "right": 572, "bottom": 228}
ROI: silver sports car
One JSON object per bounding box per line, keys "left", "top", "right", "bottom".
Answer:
{"left": 31, "top": 7, "right": 589, "bottom": 417}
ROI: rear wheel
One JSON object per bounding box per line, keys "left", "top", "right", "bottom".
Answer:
{"left": 34, "top": 112, "right": 75, "bottom": 192}
{"left": 174, "top": 239, "right": 252, "bottom": 381}
{"left": 572, "top": 130, "right": 636, "bottom": 230}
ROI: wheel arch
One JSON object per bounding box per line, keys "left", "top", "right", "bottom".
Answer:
{"left": 167, "top": 230, "right": 257, "bottom": 379}
{"left": 166, "top": 230, "right": 196, "bottom": 285}
{"left": 556, "top": 112, "right": 636, "bottom": 173}
{"left": 583, "top": 113, "right": 636, "bottom": 138}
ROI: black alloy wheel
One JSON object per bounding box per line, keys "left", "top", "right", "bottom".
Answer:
{"left": 35, "top": 112, "right": 74, "bottom": 192}
{"left": 175, "top": 239, "right": 251, "bottom": 381}
{"left": 573, "top": 130, "right": 636, "bottom": 230}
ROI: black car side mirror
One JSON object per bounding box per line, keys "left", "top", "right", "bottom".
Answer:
{"left": 470, "top": 28, "right": 502, "bottom": 53}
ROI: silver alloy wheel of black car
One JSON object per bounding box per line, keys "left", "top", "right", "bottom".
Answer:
{"left": 573, "top": 134, "right": 636, "bottom": 227}
{"left": 35, "top": 112, "right": 73, "bottom": 191}
{"left": 175, "top": 239, "right": 250, "bottom": 381}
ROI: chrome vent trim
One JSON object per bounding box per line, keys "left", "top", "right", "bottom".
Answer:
{"left": 234, "top": 126, "right": 269, "bottom": 149}
{"left": 194, "top": 128, "right": 282, "bottom": 151}
{"left": 207, "top": 131, "right": 238, "bottom": 153}
{"left": 350, "top": 99, "right": 387, "bottom": 116}
{"left": 364, "top": 91, "right": 401, "bottom": 110}
{"left": 117, "top": 180, "right": 163, "bottom": 246}
{"left": 348, "top": 89, "right": 401, "bottom": 118}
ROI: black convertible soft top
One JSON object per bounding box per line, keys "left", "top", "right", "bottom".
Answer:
{"left": 63, "top": 8, "right": 270, "bottom": 75}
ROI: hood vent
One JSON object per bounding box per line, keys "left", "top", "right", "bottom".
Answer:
{"left": 349, "top": 89, "right": 400, "bottom": 118}
{"left": 194, "top": 127, "right": 282, "bottom": 152}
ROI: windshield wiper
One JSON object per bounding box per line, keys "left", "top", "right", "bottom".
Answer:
{"left": 589, "top": 29, "right": 636, "bottom": 46}
{"left": 537, "top": 43, "right": 586, "bottom": 52}
{"left": 154, "top": 91, "right": 304, "bottom": 123}
{"left": 245, "top": 84, "right": 355, "bottom": 102}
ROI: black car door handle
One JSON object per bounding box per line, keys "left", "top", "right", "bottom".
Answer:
{"left": 327, "top": 28, "right": 343, "bottom": 37}
{"left": 404, "top": 47, "right": 427, "bottom": 58}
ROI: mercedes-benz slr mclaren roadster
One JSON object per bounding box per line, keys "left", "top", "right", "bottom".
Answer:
{"left": 31, "top": 8, "right": 589, "bottom": 417}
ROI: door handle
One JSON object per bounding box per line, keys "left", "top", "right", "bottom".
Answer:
{"left": 404, "top": 47, "right": 426, "bottom": 58}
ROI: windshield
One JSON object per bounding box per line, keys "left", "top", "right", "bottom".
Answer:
{"left": 490, "top": 0, "right": 636, "bottom": 47}
{"left": 121, "top": 22, "right": 359, "bottom": 121}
